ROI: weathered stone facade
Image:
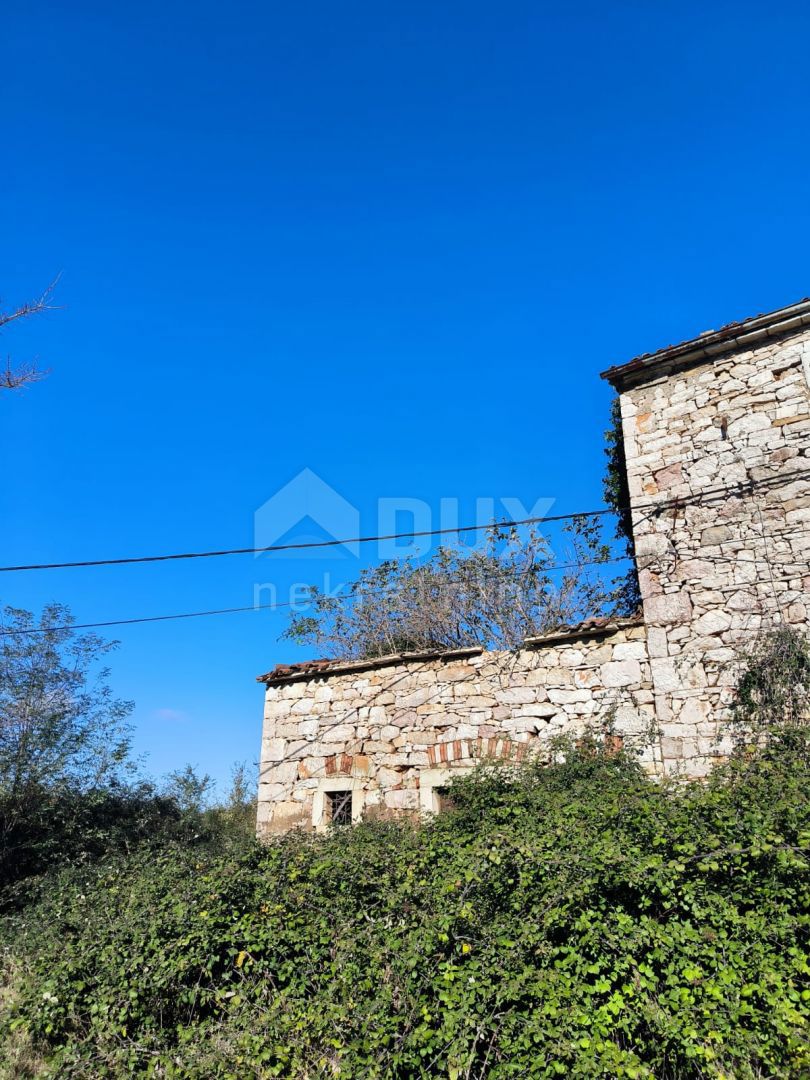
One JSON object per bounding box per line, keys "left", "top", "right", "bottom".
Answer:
{"left": 258, "top": 618, "right": 653, "bottom": 835}
{"left": 257, "top": 298, "right": 810, "bottom": 833}
{"left": 609, "top": 306, "right": 810, "bottom": 775}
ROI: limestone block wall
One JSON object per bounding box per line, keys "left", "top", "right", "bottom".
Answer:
{"left": 617, "top": 326, "right": 810, "bottom": 773}
{"left": 257, "top": 619, "right": 653, "bottom": 836}
{"left": 257, "top": 304, "right": 810, "bottom": 829}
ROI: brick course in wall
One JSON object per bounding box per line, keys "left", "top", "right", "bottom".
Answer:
{"left": 257, "top": 619, "right": 653, "bottom": 835}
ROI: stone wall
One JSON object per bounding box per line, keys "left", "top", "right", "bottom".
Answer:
{"left": 617, "top": 325, "right": 810, "bottom": 773}
{"left": 258, "top": 618, "right": 652, "bottom": 835}
{"left": 257, "top": 305, "right": 810, "bottom": 830}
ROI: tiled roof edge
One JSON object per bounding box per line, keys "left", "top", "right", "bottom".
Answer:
{"left": 523, "top": 612, "right": 643, "bottom": 647}
{"left": 601, "top": 298, "right": 810, "bottom": 390}
{"left": 256, "top": 647, "right": 483, "bottom": 684}
{"left": 256, "top": 613, "right": 644, "bottom": 684}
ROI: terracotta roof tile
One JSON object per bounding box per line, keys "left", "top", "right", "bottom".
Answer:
{"left": 256, "top": 613, "right": 644, "bottom": 684}
{"left": 256, "top": 658, "right": 333, "bottom": 683}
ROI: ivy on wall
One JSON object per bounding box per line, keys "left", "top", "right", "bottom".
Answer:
{"left": 603, "top": 396, "right": 642, "bottom": 613}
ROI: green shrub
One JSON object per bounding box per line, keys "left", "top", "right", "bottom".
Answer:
{"left": 0, "top": 783, "right": 182, "bottom": 908}
{"left": 4, "top": 745, "right": 810, "bottom": 1078}
{"left": 732, "top": 625, "right": 810, "bottom": 748}
{"left": 0, "top": 781, "right": 258, "bottom": 914}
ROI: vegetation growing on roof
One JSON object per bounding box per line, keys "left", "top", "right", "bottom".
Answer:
{"left": 278, "top": 396, "right": 645, "bottom": 665}
{"left": 282, "top": 519, "right": 620, "bottom": 660}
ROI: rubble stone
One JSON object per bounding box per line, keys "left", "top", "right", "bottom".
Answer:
{"left": 257, "top": 320, "right": 810, "bottom": 834}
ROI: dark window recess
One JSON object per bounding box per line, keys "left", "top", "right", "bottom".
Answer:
{"left": 326, "top": 790, "right": 353, "bottom": 826}
{"left": 434, "top": 786, "right": 454, "bottom": 813}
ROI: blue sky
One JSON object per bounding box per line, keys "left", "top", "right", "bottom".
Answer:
{"left": 3, "top": 0, "right": 810, "bottom": 788}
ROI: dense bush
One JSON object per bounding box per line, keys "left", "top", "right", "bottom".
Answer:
{"left": 4, "top": 744, "right": 810, "bottom": 1078}
{"left": 0, "top": 784, "right": 175, "bottom": 903}
{"left": 0, "top": 780, "right": 257, "bottom": 913}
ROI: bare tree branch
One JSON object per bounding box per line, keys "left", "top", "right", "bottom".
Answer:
{"left": 0, "top": 276, "right": 60, "bottom": 391}
{"left": 283, "top": 519, "right": 626, "bottom": 660}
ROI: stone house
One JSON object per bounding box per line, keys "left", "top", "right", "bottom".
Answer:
{"left": 257, "top": 298, "right": 810, "bottom": 835}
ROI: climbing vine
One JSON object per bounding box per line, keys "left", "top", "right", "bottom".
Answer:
{"left": 603, "top": 396, "right": 641, "bottom": 613}
{"left": 732, "top": 625, "right": 810, "bottom": 749}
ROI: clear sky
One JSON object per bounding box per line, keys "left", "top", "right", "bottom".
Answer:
{"left": 3, "top": 0, "right": 810, "bottom": 789}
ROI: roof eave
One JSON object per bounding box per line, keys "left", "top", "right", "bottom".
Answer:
{"left": 601, "top": 298, "right": 810, "bottom": 391}
{"left": 256, "top": 614, "right": 645, "bottom": 685}
{"left": 256, "top": 646, "right": 483, "bottom": 685}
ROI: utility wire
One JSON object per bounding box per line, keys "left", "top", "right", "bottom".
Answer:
{"left": 3, "top": 530, "right": 810, "bottom": 638}
{"left": 2, "top": 467, "right": 806, "bottom": 574}
{"left": 0, "top": 510, "right": 612, "bottom": 573}
{"left": 2, "top": 471, "right": 807, "bottom": 636}
{"left": 0, "top": 555, "right": 633, "bottom": 636}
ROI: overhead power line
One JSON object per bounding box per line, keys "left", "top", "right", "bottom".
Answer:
{"left": 0, "top": 600, "right": 287, "bottom": 636}
{"left": 0, "top": 554, "right": 633, "bottom": 636}
{"left": 0, "top": 510, "right": 610, "bottom": 574}
{"left": 3, "top": 530, "right": 810, "bottom": 638}
{"left": 2, "top": 467, "right": 806, "bottom": 574}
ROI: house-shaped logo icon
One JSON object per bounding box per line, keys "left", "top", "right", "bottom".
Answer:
{"left": 254, "top": 468, "right": 360, "bottom": 559}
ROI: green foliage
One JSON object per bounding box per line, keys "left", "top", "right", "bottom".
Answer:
{"left": 164, "top": 764, "right": 216, "bottom": 815}
{"left": 0, "top": 775, "right": 257, "bottom": 913}
{"left": 6, "top": 745, "right": 810, "bottom": 1077}
{"left": 603, "top": 397, "right": 641, "bottom": 614}
{"left": 0, "top": 604, "right": 137, "bottom": 902}
{"left": 0, "top": 782, "right": 184, "bottom": 910}
{"left": 283, "top": 521, "right": 616, "bottom": 659}
{"left": 215, "top": 760, "right": 259, "bottom": 838}
{"left": 0, "top": 604, "right": 259, "bottom": 909}
{"left": 0, "top": 603, "right": 135, "bottom": 801}
{"left": 732, "top": 625, "right": 810, "bottom": 748}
